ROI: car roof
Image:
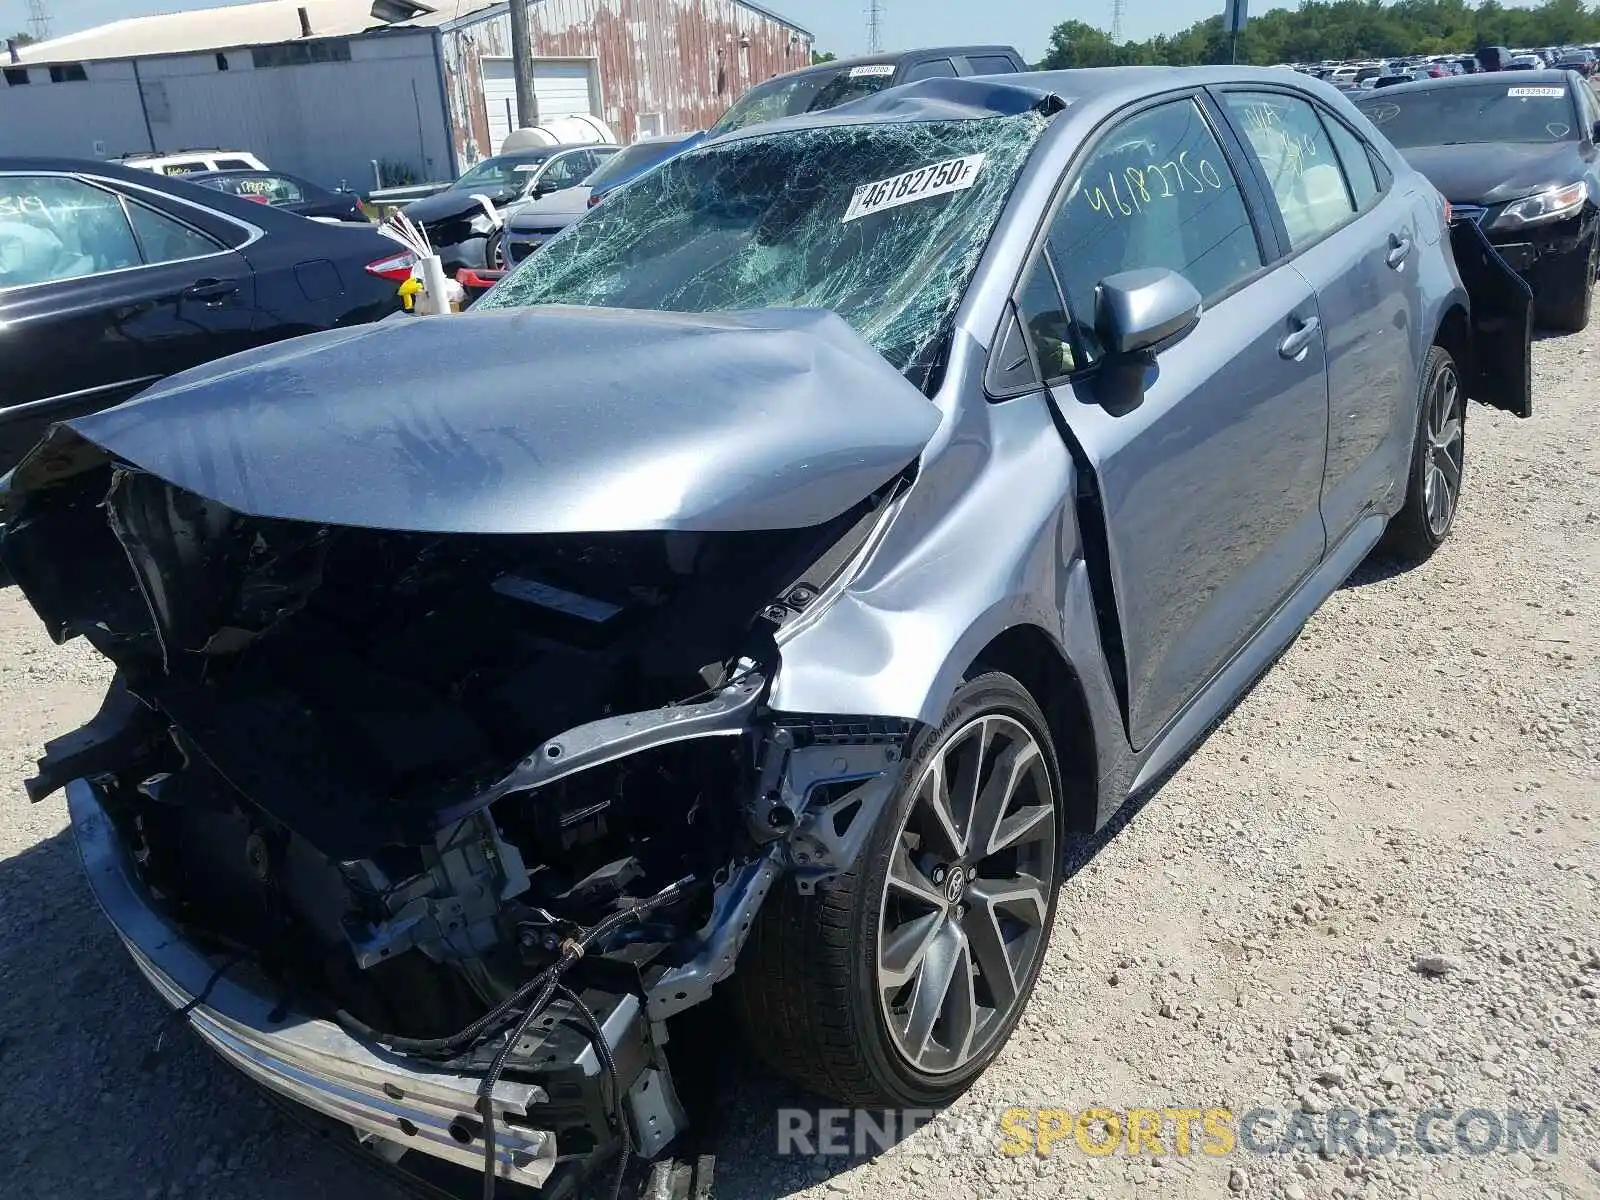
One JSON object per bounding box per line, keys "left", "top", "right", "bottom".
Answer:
{"left": 1358, "top": 67, "right": 1577, "bottom": 97}
{"left": 760, "top": 45, "right": 1022, "bottom": 84}
{"left": 0, "top": 156, "right": 342, "bottom": 228}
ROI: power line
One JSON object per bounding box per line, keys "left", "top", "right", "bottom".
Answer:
{"left": 25, "top": 0, "right": 52, "bottom": 41}
{"left": 1110, "top": 0, "right": 1126, "bottom": 44}
{"left": 866, "top": 0, "right": 884, "bottom": 54}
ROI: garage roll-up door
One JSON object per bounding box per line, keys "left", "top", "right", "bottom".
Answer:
{"left": 482, "top": 60, "right": 597, "bottom": 155}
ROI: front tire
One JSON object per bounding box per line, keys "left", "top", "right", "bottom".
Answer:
{"left": 1381, "top": 345, "right": 1465, "bottom": 563}
{"left": 733, "top": 672, "right": 1063, "bottom": 1106}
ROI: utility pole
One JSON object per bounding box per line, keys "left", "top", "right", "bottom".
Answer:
{"left": 1110, "top": 0, "right": 1125, "bottom": 45}
{"left": 25, "top": 0, "right": 51, "bottom": 41}
{"left": 508, "top": 0, "right": 539, "bottom": 130}
{"left": 866, "top": 0, "right": 884, "bottom": 55}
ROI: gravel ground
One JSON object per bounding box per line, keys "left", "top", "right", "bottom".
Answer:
{"left": 1, "top": 321, "right": 1597, "bottom": 1200}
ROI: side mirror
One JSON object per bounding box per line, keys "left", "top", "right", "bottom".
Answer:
{"left": 1591, "top": 119, "right": 1600, "bottom": 143}
{"left": 1094, "top": 267, "right": 1203, "bottom": 358}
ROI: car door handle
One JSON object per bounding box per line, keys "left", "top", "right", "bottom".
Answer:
{"left": 1387, "top": 234, "right": 1413, "bottom": 269}
{"left": 184, "top": 278, "right": 239, "bottom": 304}
{"left": 1278, "top": 315, "right": 1321, "bottom": 360}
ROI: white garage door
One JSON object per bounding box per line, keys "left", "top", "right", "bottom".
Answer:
{"left": 482, "top": 60, "right": 596, "bottom": 155}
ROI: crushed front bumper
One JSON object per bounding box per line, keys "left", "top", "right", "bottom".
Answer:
{"left": 67, "top": 778, "right": 560, "bottom": 1189}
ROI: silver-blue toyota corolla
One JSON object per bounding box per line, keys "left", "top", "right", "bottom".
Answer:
{"left": 1, "top": 67, "right": 1533, "bottom": 1194}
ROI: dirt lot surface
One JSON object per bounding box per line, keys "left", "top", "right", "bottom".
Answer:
{"left": 1, "top": 323, "right": 1596, "bottom": 1200}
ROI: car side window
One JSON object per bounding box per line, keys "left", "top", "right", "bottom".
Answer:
{"left": 214, "top": 158, "right": 256, "bottom": 170}
{"left": 0, "top": 175, "right": 142, "bottom": 287}
{"left": 903, "top": 58, "right": 958, "bottom": 81}
{"left": 1321, "top": 114, "right": 1380, "bottom": 210}
{"left": 967, "top": 54, "right": 1020, "bottom": 76}
{"left": 541, "top": 154, "right": 589, "bottom": 189}
{"left": 1028, "top": 98, "right": 1264, "bottom": 368}
{"left": 1222, "top": 91, "right": 1355, "bottom": 250}
{"left": 1014, "top": 251, "right": 1077, "bottom": 381}
{"left": 126, "top": 200, "right": 224, "bottom": 264}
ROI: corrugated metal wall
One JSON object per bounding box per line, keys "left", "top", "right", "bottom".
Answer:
{"left": 440, "top": 0, "right": 812, "bottom": 166}
{"left": 0, "top": 62, "right": 155, "bottom": 160}
{"left": 0, "top": 33, "right": 453, "bottom": 189}
{"left": 138, "top": 34, "right": 452, "bottom": 188}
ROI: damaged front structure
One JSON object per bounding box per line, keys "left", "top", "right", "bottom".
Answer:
{"left": 2, "top": 0, "right": 811, "bottom": 187}
{"left": 0, "top": 306, "right": 933, "bottom": 1192}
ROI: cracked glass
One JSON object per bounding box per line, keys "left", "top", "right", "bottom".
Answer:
{"left": 479, "top": 113, "right": 1050, "bottom": 387}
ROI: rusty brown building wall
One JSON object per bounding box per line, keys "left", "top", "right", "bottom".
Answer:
{"left": 439, "top": 0, "right": 812, "bottom": 169}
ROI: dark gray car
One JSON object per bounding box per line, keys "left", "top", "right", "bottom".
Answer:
{"left": 1, "top": 67, "right": 1531, "bottom": 1194}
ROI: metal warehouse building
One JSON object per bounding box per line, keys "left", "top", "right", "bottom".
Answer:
{"left": 0, "top": 0, "right": 812, "bottom": 188}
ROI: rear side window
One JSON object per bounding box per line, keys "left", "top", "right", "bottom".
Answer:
{"left": 0, "top": 176, "right": 141, "bottom": 286}
{"left": 903, "top": 58, "right": 958, "bottom": 81}
{"left": 1322, "top": 115, "right": 1381, "bottom": 210}
{"left": 1222, "top": 92, "right": 1354, "bottom": 250}
{"left": 214, "top": 158, "right": 257, "bottom": 170}
{"left": 211, "top": 174, "right": 305, "bottom": 204}
{"left": 1025, "top": 98, "right": 1263, "bottom": 368}
{"left": 126, "top": 201, "right": 224, "bottom": 264}
{"left": 967, "top": 54, "right": 1020, "bottom": 75}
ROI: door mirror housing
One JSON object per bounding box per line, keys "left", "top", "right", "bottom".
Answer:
{"left": 1094, "top": 268, "right": 1204, "bottom": 358}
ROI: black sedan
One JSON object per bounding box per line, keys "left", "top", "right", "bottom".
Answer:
{"left": 183, "top": 169, "right": 368, "bottom": 223}
{"left": 0, "top": 157, "right": 411, "bottom": 474}
{"left": 1358, "top": 70, "right": 1600, "bottom": 330}
{"left": 399, "top": 145, "right": 615, "bottom": 273}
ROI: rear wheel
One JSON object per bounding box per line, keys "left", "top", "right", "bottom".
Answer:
{"left": 1536, "top": 228, "right": 1597, "bottom": 333}
{"left": 733, "top": 672, "right": 1063, "bottom": 1106}
{"left": 1381, "top": 346, "right": 1464, "bottom": 563}
{"left": 485, "top": 230, "right": 507, "bottom": 271}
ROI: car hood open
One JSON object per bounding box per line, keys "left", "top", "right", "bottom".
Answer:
{"left": 10, "top": 306, "right": 939, "bottom": 535}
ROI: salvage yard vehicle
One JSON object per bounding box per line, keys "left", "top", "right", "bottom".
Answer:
{"left": 1357, "top": 70, "right": 1600, "bottom": 330}
{"left": 1, "top": 67, "right": 1531, "bottom": 1197}
{"left": 184, "top": 168, "right": 369, "bottom": 224}
{"left": 118, "top": 149, "right": 269, "bottom": 175}
{"left": 401, "top": 146, "right": 618, "bottom": 274}
{"left": 0, "top": 157, "right": 409, "bottom": 475}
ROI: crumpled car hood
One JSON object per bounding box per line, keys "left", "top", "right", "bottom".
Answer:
{"left": 15, "top": 306, "right": 939, "bottom": 535}
{"left": 1400, "top": 141, "right": 1591, "bottom": 206}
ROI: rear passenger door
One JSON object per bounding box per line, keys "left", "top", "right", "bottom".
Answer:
{"left": 1017, "top": 96, "right": 1331, "bottom": 750}
{"left": 1216, "top": 89, "right": 1421, "bottom": 547}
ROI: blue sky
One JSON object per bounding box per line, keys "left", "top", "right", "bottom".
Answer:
{"left": 3, "top": 0, "right": 1545, "bottom": 60}
{"left": 5, "top": 0, "right": 1242, "bottom": 57}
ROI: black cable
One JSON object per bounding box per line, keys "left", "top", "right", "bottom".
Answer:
{"left": 472, "top": 876, "right": 694, "bottom": 1200}
{"left": 555, "top": 983, "right": 631, "bottom": 1200}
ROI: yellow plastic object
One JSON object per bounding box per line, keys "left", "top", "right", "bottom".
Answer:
{"left": 397, "top": 277, "right": 423, "bottom": 312}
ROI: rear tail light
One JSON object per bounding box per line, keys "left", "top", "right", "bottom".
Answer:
{"left": 587, "top": 193, "right": 603, "bottom": 208}
{"left": 455, "top": 267, "right": 504, "bottom": 290}
{"left": 365, "top": 251, "right": 418, "bottom": 282}
{"left": 245, "top": 194, "right": 271, "bottom": 204}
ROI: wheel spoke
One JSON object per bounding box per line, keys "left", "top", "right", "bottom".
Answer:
{"left": 879, "top": 910, "right": 943, "bottom": 991}
{"left": 901, "top": 920, "right": 964, "bottom": 1058}
{"left": 970, "top": 736, "right": 1042, "bottom": 859}
{"left": 918, "top": 754, "right": 967, "bottom": 861}
{"left": 970, "top": 873, "right": 1050, "bottom": 929}
{"left": 1431, "top": 415, "right": 1461, "bottom": 452}
{"left": 962, "top": 891, "right": 1019, "bottom": 1014}
{"left": 886, "top": 841, "right": 945, "bottom": 909}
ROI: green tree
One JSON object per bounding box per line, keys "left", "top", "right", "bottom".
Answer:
{"left": 1040, "top": 0, "right": 1600, "bottom": 69}
{"left": 7, "top": 31, "right": 35, "bottom": 45}
{"left": 811, "top": 51, "right": 837, "bottom": 65}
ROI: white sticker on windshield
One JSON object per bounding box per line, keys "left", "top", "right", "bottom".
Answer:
{"left": 843, "top": 153, "right": 987, "bottom": 223}
{"left": 849, "top": 64, "right": 896, "bottom": 78}
{"left": 1508, "top": 86, "right": 1564, "bottom": 98}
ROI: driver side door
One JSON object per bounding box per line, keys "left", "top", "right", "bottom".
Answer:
{"left": 1018, "top": 95, "right": 1332, "bottom": 750}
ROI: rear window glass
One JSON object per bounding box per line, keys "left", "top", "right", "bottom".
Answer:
{"left": 707, "top": 66, "right": 900, "bottom": 138}
{"left": 1358, "top": 83, "right": 1578, "bottom": 145}
{"left": 968, "top": 55, "right": 1019, "bottom": 75}
{"left": 584, "top": 140, "right": 681, "bottom": 190}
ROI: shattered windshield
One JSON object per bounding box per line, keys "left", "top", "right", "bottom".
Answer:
{"left": 708, "top": 65, "right": 901, "bottom": 137}
{"left": 480, "top": 114, "right": 1048, "bottom": 384}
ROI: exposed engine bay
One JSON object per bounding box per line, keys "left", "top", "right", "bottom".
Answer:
{"left": 2, "top": 443, "right": 916, "bottom": 1195}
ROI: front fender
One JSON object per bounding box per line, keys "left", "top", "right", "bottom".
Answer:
{"left": 768, "top": 361, "right": 1130, "bottom": 805}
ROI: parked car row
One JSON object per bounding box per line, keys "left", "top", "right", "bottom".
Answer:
{"left": 0, "top": 61, "right": 1534, "bottom": 1200}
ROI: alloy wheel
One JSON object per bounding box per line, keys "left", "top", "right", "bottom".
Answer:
{"left": 1422, "top": 363, "right": 1464, "bottom": 537}
{"left": 876, "top": 714, "right": 1057, "bottom": 1075}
